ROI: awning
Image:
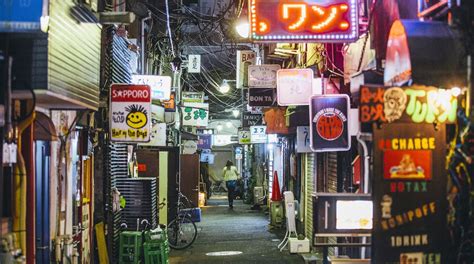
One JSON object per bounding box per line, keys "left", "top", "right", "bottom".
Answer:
{"left": 384, "top": 19, "right": 466, "bottom": 88}
{"left": 34, "top": 112, "right": 58, "bottom": 141}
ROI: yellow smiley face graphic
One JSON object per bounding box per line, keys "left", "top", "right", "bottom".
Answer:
{"left": 125, "top": 104, "right": 148, "bottom": 129}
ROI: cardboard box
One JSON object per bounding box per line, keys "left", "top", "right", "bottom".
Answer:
{"left": 288, "top": 237, "right": 310, "bottom": 253}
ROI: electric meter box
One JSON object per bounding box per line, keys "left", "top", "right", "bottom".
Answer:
{"left": 288, "top": 237, "right": 310, "bottom": 253}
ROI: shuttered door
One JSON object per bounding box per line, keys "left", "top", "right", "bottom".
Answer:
{"left": 48, "top": 0, "right": 101, "bottom": 109}
{"left": 304, "top": 153, "right": 315, "bottom": 243}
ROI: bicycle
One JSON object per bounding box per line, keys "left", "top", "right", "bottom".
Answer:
{"left": 167, "top": 192, "right": 198, "bottom": 250}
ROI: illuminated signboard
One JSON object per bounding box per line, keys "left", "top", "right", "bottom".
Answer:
{"left": 249, "top": 0, "right": 358, "bottom": 42}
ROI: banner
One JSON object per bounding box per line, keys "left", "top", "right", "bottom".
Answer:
{"left": 309, "top": 94, "right": 350, "bottom": 151}
{"left": 372, "top": 123, "right": 447, "bottom": 263}
{"left": 110, "top": 84, "right": 151, "bottom": 142}
{"left": 359, "top": 85, "right": 458, "bottom": 124}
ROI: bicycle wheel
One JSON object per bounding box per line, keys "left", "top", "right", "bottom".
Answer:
{"left": 167, "top": 215, "right": 197, "bottom": 250}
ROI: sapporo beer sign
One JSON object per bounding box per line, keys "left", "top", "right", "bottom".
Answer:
{"left": 372, "top": 123, "right": 447, "bottom": 263}
{"left": 110, "top": 84, "right": 152, "bottom": 142}
{"left": 309, "top": 94, "right": 350, "bottom": 152}
{"left": 359, "top": 85, "right": 459, "bottom": 124}
{"left": 249, "top": 0, "right": 358, "bottom": 42}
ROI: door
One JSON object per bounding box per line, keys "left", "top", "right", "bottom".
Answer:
{"left": 35, "top": 141, "right": 50, "bottom": 264}
{"left": 180, "top": 154, "right": 200, "bottom": 206}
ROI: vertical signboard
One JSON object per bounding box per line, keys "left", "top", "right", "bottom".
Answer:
{"left": 132, "top": 75, "right": 172, "bottom": 101}
{"left": 309, "top": 94, "right": 350, "bottom": 152}
{"left": 296, "top": 126, "right": 312, "bottom": 153}
{"left": 248, "top": 64, "right": 280, "bottom": 88}
{"left": 372, "top": 123, "right": 447, "bottom": 263}
{"left": 110, "top": 84, "right": 152, "bottom": 142}
{"left": 277, "top": 69, "right": 313, "bottom": 106}
{"left": 188, "top": 54, "right": 201, "bottom": 73}
{"left": 236, "top": 50, "right": 256, "bottom": 89}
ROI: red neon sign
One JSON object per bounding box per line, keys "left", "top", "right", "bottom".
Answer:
{"left": 249, "top": 0, "right": 358, "bottom": 42}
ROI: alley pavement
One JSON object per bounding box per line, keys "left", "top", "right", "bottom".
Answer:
{"left": 169, "top": 195, "right": 304, "bottom": 264}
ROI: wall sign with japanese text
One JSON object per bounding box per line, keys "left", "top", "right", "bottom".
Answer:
{"left": 277, "top": 69, "right": 313, "bottom": 106}
{"left": 309, "top": 94, "right": 350, "bottom": 152}
{"left": 132, "top": 75, "right": 172, "bottom": 101}
{"left": 248, "top": 64, "right": 280, "bottom": 88}
{"left": 181, "top": 103, "right": 209, "bottom": 127}
{"left": 250, "top": 126, "right": 267, "bottom": 143}
{"left": 296, "top": 126, "right": 312, "bottom": 153}
{"left": 359, "top": 85, "right": 458, "bottom": 124}
{"left": 249, "top": 0, "right": 358, "bottom": 42}
{"left": 110, "top": 84, "right": 152, "bottom": 142}
{"left": 372, "top": 123, "right": 447, "bottom": 263}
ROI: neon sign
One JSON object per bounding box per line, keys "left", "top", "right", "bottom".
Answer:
{"left": 249, "top": 0, "right": 358, "bottom": 42}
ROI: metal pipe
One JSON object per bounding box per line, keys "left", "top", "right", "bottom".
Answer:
{"left": 141, "top": 12, "right": 152, "bottom": 74}
{"left": 356, "top": 132, "right": 370, "bottom": 258}
{"left": 25, "top": 113, "right": 35, "bottom": 264}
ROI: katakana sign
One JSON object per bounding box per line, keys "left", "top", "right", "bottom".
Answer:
{"left": 249, "top": 0, "right": 358, "bottom": 42}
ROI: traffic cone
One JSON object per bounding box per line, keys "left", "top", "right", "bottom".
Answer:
{"left": 271, "top": 171, "right": 282, "bottom": 201}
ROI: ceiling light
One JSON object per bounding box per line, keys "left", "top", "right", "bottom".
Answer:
{"left": 219, "top": 80, "right": 231, "bottom": 94}
{"left": 232, "top": 110, "right": 240, "bottom": 118}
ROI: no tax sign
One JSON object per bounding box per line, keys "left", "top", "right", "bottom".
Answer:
{"left": 110, "top": 84, "right": 152, "bottom": 142}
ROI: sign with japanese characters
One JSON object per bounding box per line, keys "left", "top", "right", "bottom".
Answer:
{"left": 250, "top": 126, "right": 267, "bottom": 143}
{"left": 249, "top": 0, "right": 358, "bottom": 42}
{"left": 248, "top": 88, "right": 275, "bottom": 107}
{"left": 181, "top": 103, "right": 209, "bottom": 127}
{"left": 132, "top": 75, "right": 172, "bottom": 101}
{"left": 359, "top": 85, "right": 458, "bottom": 124}
{"left": 372, "top": 123, "right": 448, "bottom": 263}
{"left": 296, "top": 126, "right": 312, "bottom": 153}
{"left": 243, "top": 113, "right": 263, "bottom": 127}
{"left": 197, "top": 134, "right": 212, "bottom": 149}
{"left": 309, "top": 94, "right": 350, "bottom": 152}
{"left": 236, "top": 50, "right": 257, "bottom": 88}
{"left": 188, "top": 54, "right": 201, "bottom": 73}
{"left": 277, "top": 69, "right": 313, "bottom": 106}
{"left": 110, "top": 84, "right": 152, "bottom": 142}
{"left": 248, "top": 64, "right": 280, "bottom": 88}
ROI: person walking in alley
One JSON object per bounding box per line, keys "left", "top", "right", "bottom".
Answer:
{"left": 222, "top": 160, "right": 240, "bottom": 208}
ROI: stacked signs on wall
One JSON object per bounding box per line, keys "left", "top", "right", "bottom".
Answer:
{"left": 110, "top": 84, "right": 152, "bottom": 142}
{"left": 247, "top": 64, "right": 279, "bottom": 107}
{"left": 309, "top": 94, "right": 350, "bottom": 152}
{"left": 372, "top": 123, "right": 447, "bottom": 263}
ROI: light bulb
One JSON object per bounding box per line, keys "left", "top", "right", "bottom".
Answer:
{"left": 219, "top": 81, "right": 231, "bottom": 93}
{"left": 235, "top": 21, "right": 250, "bottom": 38}
{"left": 232, "top": 110, "right": 240, "bottom": 118}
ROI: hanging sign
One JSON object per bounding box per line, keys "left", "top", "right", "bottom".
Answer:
{"left": 243, "top": 113, "right": 263, "bottom": 127}
{"left": 249, "top": 0, "right": 358, "bottom": 43}
{"left": 309, "top": 94, "right": 350, "bottom": 152}
{"left": 110, "top": 84, "right": 152, "bottom": 142}
{"left": 188, "top": 54, "right": 201, "bottom": 73}
{"left": 359, "top": 85, "right": 458, "bottom": 124}
{"left": 248, "top": 88, "right": 275, "bottom": 107}
{"left": 197, "top": 134, "right": 212, "bottom": 149}
{"left": 248, "top": 64, "right": 281, "bottom": 88}
{"left": 250, "top": 126, "right": 267, "bottom": 143}
{"left": 181, "top": 103, "right": 209, "bottom": 127}
{"left": 0, "top": 0, "right": 43, "bottom": 32}
{"left": 372, "top": 123, "right": 448, "bottom": 263}
{"left": 182, "top": 91, "right": 205, "bottom": 103}
{"left": 236, "top": 50, "right": 257, "bottom": 89}
{"left": 277, "top": 69, "right": 313, "bottom": 106}
{"left": 296, "top": 126, "right": 312, "bottom": 153}
{"left": 238, "top": 130, "right": 251, "bottom": 144}
{"left": 132, "top": 75, "right": 172, "bottom": 101}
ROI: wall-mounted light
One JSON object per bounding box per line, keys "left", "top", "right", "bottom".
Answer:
{"left": 235, "top": 20, "right": 250, "bottom": 38}
{"left": 232, "top": 110, "right": 240, "bottom": 118}
{"left": 218, "top": 79, "right": 236, "bottom": 94}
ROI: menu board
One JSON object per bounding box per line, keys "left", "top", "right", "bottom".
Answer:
{"left": 372, "top": 123, "right": 447, "bottom": 263}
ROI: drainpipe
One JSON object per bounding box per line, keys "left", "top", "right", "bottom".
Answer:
{"left": 24, "top": 113, "right": 35, "bottom": 264}
{"left": 141, "top": 12, "right": 152, "bottom": 74}
{"left": 356, "top": 132, "right": 370, "bottom": 258}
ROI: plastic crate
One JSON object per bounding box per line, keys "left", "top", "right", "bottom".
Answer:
{"left": 179, "top": 208, "right": 201, "bottom": 223}
{"left": 119, "top": 231, "right": 143, "bottom": 264}
{"left": 143, "top": 241, "right": 169, "bottom": 264}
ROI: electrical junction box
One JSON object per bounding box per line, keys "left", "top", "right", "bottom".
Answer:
{"left": 288, "top": 237, "right": 310, "bottom": 253}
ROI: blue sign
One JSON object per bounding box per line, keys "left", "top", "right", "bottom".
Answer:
{"left": 1, "top": 0, "right": 44, "bottom": 32}
{"left": 197, "top": 135, "right": 212, "bottom": 150}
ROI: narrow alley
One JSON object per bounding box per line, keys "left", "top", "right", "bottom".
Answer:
{"left": 170, "top": 196, "right": 303, "bottom": 264}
